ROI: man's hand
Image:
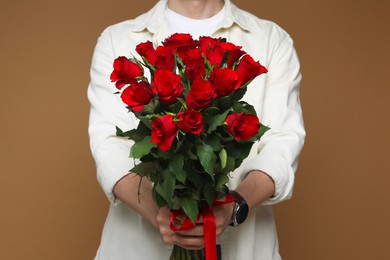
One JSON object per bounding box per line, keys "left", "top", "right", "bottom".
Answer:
{"left": 213, "top": 202, "right": 235, "bottom": 236}
{"left": 157, "top": 207, "right": 205, "bottom": 250}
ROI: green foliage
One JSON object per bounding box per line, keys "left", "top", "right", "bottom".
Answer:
{"left": 218, "top": 149, "right": 227, "bottom": 169}
{"left": 202, "top": 182, "right": 216, "bottom": 208}
{"left": 130, "top": 136, "right": 157, "bottom": 158}
{"left": 196, "top": 144, "right": 217, "bottom": 178}
{"left": 206, "top": 110, "right": 230, "bottom": 133}
{"left": 169, "top": 154, "right": 186, "bottom": 183}
{"left": 130, "top": 161, "right": 156, "bottom": 177}
{"left": 177, "top": 198, "right": 199, "bottom": 224}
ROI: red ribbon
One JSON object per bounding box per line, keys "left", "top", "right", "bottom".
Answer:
{"left": 170, "top": 195, "right": 235, "bottom": 260}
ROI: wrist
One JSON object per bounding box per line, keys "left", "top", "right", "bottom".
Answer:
{"left": 229, "top": 190, "right": 249, "bottom": 227}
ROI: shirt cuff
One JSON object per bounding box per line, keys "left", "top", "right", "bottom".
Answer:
{"left": 240, "top": 145, "right": 295, "bottom": 205}
{"left": 95, "top": 138, "right": 135, "bottom": 205}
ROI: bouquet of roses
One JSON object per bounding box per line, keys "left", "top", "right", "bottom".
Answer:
{"left": 110, "top": 33, "right": 268, "bottom": 260}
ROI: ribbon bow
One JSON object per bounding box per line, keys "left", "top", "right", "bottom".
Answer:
{"left": 170, "top": 195, "right": 235, "bottom": 260}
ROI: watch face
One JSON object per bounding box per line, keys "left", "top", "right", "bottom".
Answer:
{"left": 236, "top": 203, "right": 249, "bottom": 224}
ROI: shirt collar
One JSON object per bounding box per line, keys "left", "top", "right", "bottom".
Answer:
{"left": 131, "top": 0, "right": 251, "bottom": 34}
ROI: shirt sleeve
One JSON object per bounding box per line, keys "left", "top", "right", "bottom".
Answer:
{"left": 87, "top": 28, "right": 138, "bottom": 204}
{"left": 240, "top": 36, "right": 306, "bottom": 205}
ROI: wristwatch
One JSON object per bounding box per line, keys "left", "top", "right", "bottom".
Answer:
{"left": 229, "top": 190, "right": 249, "bottom": 227}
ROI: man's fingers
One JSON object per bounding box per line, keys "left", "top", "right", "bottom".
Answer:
{"left": 177, "top": 224, "right": 204, "bottom": 236}
{"left": 174, "top": 234, "right": 205, "bottom": 250}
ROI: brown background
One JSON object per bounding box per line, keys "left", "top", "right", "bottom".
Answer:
{"left": 1, "top": 0, "right": 389, "bottom": 259}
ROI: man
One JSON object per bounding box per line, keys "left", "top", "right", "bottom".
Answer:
{"left": 88, "top": 0, "right": 305, "bottom": 259}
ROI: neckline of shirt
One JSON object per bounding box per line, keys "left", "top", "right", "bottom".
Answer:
{"left": 165, "top": 6, "right": 226, "bottom": 24}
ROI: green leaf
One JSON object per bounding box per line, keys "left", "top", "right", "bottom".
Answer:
{"left": 184, "top": 162, "right": 202, "bottom": 187}
{"left": 178, "top": 198, "right": 199, "bottom": 223}
{"left": 119, "top": 121, "right": 150, "bottom": 141}
{"left": 141, "top": 56, "right": 156, "bottom": 71}
{"left": 130, "top": 136, "right": 157, "bottom": 158}
{"left": 173, "top": 137, "right": 185, "bottom": 153}
{"left": 175, "top": 53, "right": 185, "bottom": 70}
{"left": 184, "top": 145, "right": 198, "bottom": 160}
{"left": 116, "top": 126, "right": 125, "bottom": 137}
{"left": 157, "top": 148, "right": 174, "bottom": 159}
{"left": 216, "top": 174, "right": 229, "bottom": 191}
{"left": 219, "top": 148, "right": 227, "bottom": 169}
{"left": 259, "top": 124, "right": 271, "bottom": 136}
{"left": 216, "top": 96, "right": 232, "bottom": 112}
{"left": 130, "top": 161, "right": 156, "bottom": 177}
{"left": 232, "top": 101, "right": 256, "bottom": 114}
{"left": 248, "top": 124, "right": 271, "bottom": 142}
{"left": 123, "top": 129, "right": 138, "bottom": 139}
{"left": 224, "top": 143, "right": 241, "bottom": 159}
{"left": 223, "top": 156, "right": 236, "bottom": 174}
{"left": 231, "top": 86, "right": 247, "bottom": 102}
{"left": 203, "top": 134, "right": 222, "bottom": 151}
{"left": 235, "top": 142, "right": 254, "bottom": 168}
{"left": 142, "top": 99, "right": 157, "bottom": 115}
{"left": 207, "top": 110, "right": 230, "bottom": 133}
{"left": 130, "top": 56, "right": 144, "bottom": 74}
{"left": 169, "top": 154, "right": 186, "bottom": 183}
{"left": 154, "top": 170, "right": 176, "bottom": 208}
{"left": 196, "top": 144, "right": 217, "bottom": 177}
{"left": 175, "top": 97, "right": 187, "bottom": 108}
{"left": 152, "top": 188, "right": 167, "bottom": 208}
{"left": 162, "top": 169, "right": 176, "bottom": 199}
{"left": 203, "top": 182, "right": 215, "bottom": 208}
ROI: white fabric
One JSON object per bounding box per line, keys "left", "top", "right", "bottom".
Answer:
{"left": 165, "top": 6, "right": 225, "bottom": 39}
{"left": 88, "top": 0, "right": 305, "bottom": 259}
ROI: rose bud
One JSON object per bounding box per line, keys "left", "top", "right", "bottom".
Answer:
{"left": 110, "top": 56, "right": 143, "bottom": 90}
{"left": 151, "top": 114, "right": 178, "bottom": 152}
{"left": 236, "top": 54, "right": 268, "bottom": 86}
{"left": 225, "top": 112, "right": 260, "bottom": 140}
{"left": 136, "top": 41, "right": 156, "bottom": 65}
{"left": 120, "top": 81, "right": 154, "bottom": 112}
{"left": 186, "top": 78, "right": 217, "bottom": 111}
{"left": 199, "top": 36, "right": 223, "bottom": 66}
{"left": 152, "top": 69, "right": 184, "bottom": 105}
{"left": 155, "top": 46, "right": 175, "bottom": 71}
{"left": 163, "top": 33, "right": 195, "bottom": 61}
{"left": 177, "top": 110, "right": 204, "bottom": 135}
{"left": 210, "top": 67, "right": 241, "bottom": 97}
{"left": 184, "top": 48, "right": 206, "bottom": 82}
{"left": 219, "top": 42, "right": 246, "bottom": 67}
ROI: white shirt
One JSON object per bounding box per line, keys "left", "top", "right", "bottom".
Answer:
{"left": 88, "top": 0, "right": 305, "bottom": 259}
{"left": 165, "top": 6, "right": 225, "bottom": 39}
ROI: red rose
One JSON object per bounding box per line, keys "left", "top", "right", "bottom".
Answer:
{"left": 177, "top": 110, "right": 204, "bottom": 135}
{"left": 210, "top": 67, "right": 242, "bottom": 97}
{"left": 219, "top": 42, "right": 246, "bottom": 67}
{"left": 151, "top": 114, "right": 178, "bottom": 152}
{"left": 163, "top": 33, "right": 196, "bottom": 61}
{"left": 155, "top": 46, "right": 175, "bottom": 71}
{"left": 184, "top": 48, "right": 206, "bottom": 82}
{"left": 136, "top": 41, "right": 156, "bottom": 65}
{"left": 225, "top": 112, "right": 260, "bottom": 140}
{"left": 236, "top": 55, "right": 268, "bottom": 85}
{"left": 152, "top": 69, "right": 184, "bottom": 105}
{"left": 120, "top": 81, "right": 154, "bottom": 112}
{"left": 110, "top": 56, "right": 143, "bottom": 90}
{"left": 199, "top": 36, "right": 223, "bottom": 66}
{"left": 186, "top": 78, "right": 217, "bottom": 110}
